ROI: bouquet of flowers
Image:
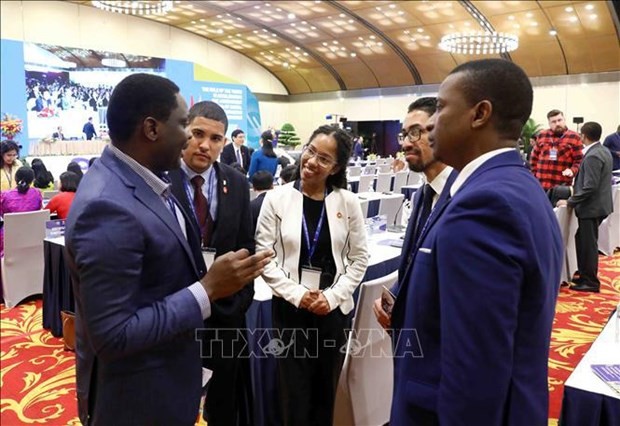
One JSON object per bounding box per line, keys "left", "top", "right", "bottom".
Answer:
{"left": 1, "top": 113, "right": 23, "bottom": 140}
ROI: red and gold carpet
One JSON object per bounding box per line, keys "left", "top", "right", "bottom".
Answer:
{"left": 1, "top": 254, "right": 619, "bottom": 425}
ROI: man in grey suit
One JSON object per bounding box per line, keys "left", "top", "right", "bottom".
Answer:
{"left": 558, "top": 121, "right": 613, "bottom": 293}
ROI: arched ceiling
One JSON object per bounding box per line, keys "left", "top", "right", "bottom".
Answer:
{"left": 77, "top": 0, "right": 620, "bottom": 94}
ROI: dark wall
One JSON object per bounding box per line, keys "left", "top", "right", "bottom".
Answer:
{"left": 346, "top": 120, "right": 401, "bottom": 156}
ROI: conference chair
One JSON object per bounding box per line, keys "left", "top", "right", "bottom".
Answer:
{"left": 348, "top": 165, "right": 362, "bottom": 178}
{"left": 334, "top": 270, "right": 398, "bottom": 426}
{"left": 553, "top": 206, "right": 572, "bottom": 284}
{"left": 407, "top": 172, "right": 422, "bottom": 186}
{"left": 375, "top": 173, "right": 392, "bottom": 193}
{"left": 598, "top": 186, "right": 620, "bottom": 255}
{"left": 378, "top": 194, "right": 405, "bottom": 229}
{"left": 392, "top": 171, "right": 408, "bottom": 194}
{"left": 1, "top": 210, "right": 50, "bottom": 308}
{"left": 378, "top": 164, "right": 391, "bottom": 174}
{"left": 359, "top": 174, "right": 375, "bottom": 193}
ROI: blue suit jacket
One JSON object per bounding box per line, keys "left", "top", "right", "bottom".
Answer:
{"left": 65, "top": 147, "right": 207, "bottom": 425}
{"left": 390, "top": 151, "right": 563, "bottom": 426}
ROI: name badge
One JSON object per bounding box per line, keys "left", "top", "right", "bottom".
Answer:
{"left": 300, "top": 267, "right": 322, "bottom": 291}
{"left": 549, "top": 148, "right": 558, "bottom": 161}
{"left": 202, "top": 248, "right": 216, "bottom": 269}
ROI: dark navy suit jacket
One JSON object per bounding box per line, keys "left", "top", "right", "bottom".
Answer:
{"left": 65, "top": 147, "right": 207, "bottom": 425}
{"left": 220, "top": 143, "right": 251, "bottom": 172}
{"left": 390, "top": 151, "right": 563, "bottom": 426}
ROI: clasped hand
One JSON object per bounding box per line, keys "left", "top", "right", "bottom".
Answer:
{"left": 300, "top": 290, "right": 331, "bottom": 315}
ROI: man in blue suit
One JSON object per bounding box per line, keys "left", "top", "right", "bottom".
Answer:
{"left": 65, "top": 73, "right": 271, "bottom": 426}
{"left": 390, "top": 59, "right": 563, "bottom": 425}
{"left": 373, "top": 97, "right": 456, "bottom": 329}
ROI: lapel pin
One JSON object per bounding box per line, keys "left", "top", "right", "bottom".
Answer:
{"left": 337, "top": 212, "right": 343, "bottom": 219}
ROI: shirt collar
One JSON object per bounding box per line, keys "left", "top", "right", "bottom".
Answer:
{"left": 180, "top": 159, "right": 215, "bottom": 183}
{"left": 108, "top": 144, "right": 170, "bottom": 197}
{"left": 582, "top": 141, "right": 599, "bottom": 155}
{"left": 426, "top": 165, "right": 453, "bottom": 197}
{"left": 450, "top": 147, "right": 515, "bottom": 197}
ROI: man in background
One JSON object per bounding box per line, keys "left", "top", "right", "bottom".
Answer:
{"left": 373, "top": 97, "right": 456, "bottom": 330}
{"left": 390, "top": 59, "right": 563, "bottom": 425}
{"left": 52, "top": 126, "right": 65, "bottom": 140}
{"left": 250, "top": 170, "right": 273, "bottom": 230}
{"left": 82, "top": 117, "right": 97, "bottom": 140}
{"left": 530, "top": 109, "right": 583, "bottom": 191}
{"left": 557, "top": 121, "right": 613, "bottom": 293}
{"left": 65, "top": 74, "right": 270, "bottom": 425}
{"left": 220, "top": 129, "right": 251, "bottom": 174}
{"left": 603, "top": 125, "right": 620, "bottom": 170}
{"left": 169, "top": 101, "right": 255, "bottom": 426}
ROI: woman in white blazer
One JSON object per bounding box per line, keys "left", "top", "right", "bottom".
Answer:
{"left": 255, "top": 125, "right": 368, "bottom": 426}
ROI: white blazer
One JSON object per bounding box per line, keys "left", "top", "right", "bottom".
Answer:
{"left": 255, "top": 182, "right": 369, "bottom": 314}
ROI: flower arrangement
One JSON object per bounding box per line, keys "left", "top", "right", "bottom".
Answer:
{"left": 367, "top": 153, "right": 377, "bottom": 161}
{"left": 1, "top": 113, "right": 23, "bottom": 140}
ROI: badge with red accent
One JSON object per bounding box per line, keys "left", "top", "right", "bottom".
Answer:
{"left": 223, "top": 179, "right": 228, "bottom": 194}
{"left": 337, "top": 212, "right": 343, "bottom": 219}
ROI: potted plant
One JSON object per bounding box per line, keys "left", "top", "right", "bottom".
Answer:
{"left": 278, "top": 123, "right": 301, "bottom": 149}
{"left": 520, "top": 118, "right": 542, "bottom": 155}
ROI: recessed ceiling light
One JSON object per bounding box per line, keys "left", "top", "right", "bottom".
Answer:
{"left": 310, "top": 26, "right": 316, "bottom": 30}
{"left": 339, "top": 13, "right": 346, "bottom": 18}
{"left": 549, "top": 29, "right": 557, "bottom": 36}
{"left": 526, "top": 12, "right": 533, "bottom": 18}
{"left": 333, "top": 40, "right": 339, "bottom": 44}
{"left": 398, "top": 11, "right": 404, "bottom": 15}
{"left": 191, "top": 21, "right": 196, "bottom": 24}
{"left": 369, "top": 35, "right": 376, "bottom": 39}
{"left": 417, "top": 28, "right": 424, "bottom": 33}
{"left": 404, "top": 30, "right": 410, "bottom": 34}
{"left": 322, "top": 42, "right": 328, "bottom": 46}
{"left": 217, "top": 29, "right": 224, "bottom": 34}
{"left": 389, "top": 4, "right": 396, "bottom": 8}
{"left": 449, "top": 24, "right": 454, "bottom": 28}
{"left": 283, "top": 62, "right": 289, "bottom": 67}
{"left": 288, "top": 13, "right": 296, "bottom": 19}
{"left": 291, "top": 23, "right": 296, "bottom": 26}
{"left": 569, "top": 16, "right": 578, "bottom": 22}
{"left": 530, "top": 21, "right": 538, "bottom": 27}
{"left": 254, "top": 5, "right": 260, "bottom": 9}
{"left": 348, "top": 19, "right": 354, "bottom": 23}
{"left": 350, "top": 52, "right": 356, "bottom": 57}
{"left": 590, "top": 14, "right": 597, "bottom": 19}
{"left": 377, "top": 42, "right": 383, "bottom": 46}
{"left": 513, "top": 24, "right": 520, "bottom": 29}
{"left": 200, "top": 18, "right": 205, "bottom": 22}
{"left": 585, "top": 4, "right": 594, "bottom": 10}
{"left": 303, "top": 52, "right": 309, "bottom": 56}
{"left": 565, "top": 7, "right": 574, "bottom": 13}
{"left": 508, "top": 15, "right": 515, "bottom": 21}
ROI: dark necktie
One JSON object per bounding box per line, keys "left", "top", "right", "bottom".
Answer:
{"left": 414, "top": 183, "right": 435, "bottom": 244}
{"left": 236, "top": 148, "right": 242, "bottom": 167}
{"left": 191, "top": 175, "right": 214, "bottom": 247}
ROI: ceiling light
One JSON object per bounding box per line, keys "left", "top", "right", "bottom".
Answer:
{"left": 565, "top": 7, "right": 574, "bottom": 13}
{"left": 530, "top": 22, "right": 538, "bottom": 27}
{"left": 389, "top": 4, "right": 396, "bottom": 8}
{"left": 370, "top": 35, "right": 376, "bottom": 39}
{"left": 417, "top": 28, "right": 424, "bottom": 33}
{"left": 590, "top": 14, "right": 597, "bottom": 19}
{"left": 283, "top": 62, "right": 289, "bottom": 68}
{"left": 508, "top": 15, "right": 515, "bottom": 21}
{"left": 549, "top": 29, "right": 557, "bottom": 36}
{"left": 526, "top": 12, "right": 533, "bottom": 18}
{"left": 465, "top": 22, "right": 471, "bottom": 27}
{"left": 339, "top": 13, "right": 346, "bottom": 18}
{"left": 254, "top": 5, "right": 260, "bottom": 9}
{"left": 217, "top": 29, "right": 224, "bottom": 34}
{"left": 101, "top": 57, "right": 127, "bottom": 67}
{"left": 92, "top": 0, "right": 173, "bottom": 15}
{"left": 569, "top": 16, "right": 578, "bottom": 22}
{"left": 350, "top": 52, "right": 356, "bottom": 57}
{"left": 310, "top": 26, "right": 316, "bottom": 30}
{"left": 585, "top": 4, "right": 594, "bottom": 10}
{"left": 377, "top": 42, "right": 383, "bottom": 46}
{"left": 348, "top": 19, "right": 354, "bottom": 23}
{"left": 439, "top": 31, "right": 519, "bottom": 55}
{"left": 288, "top": 13, "right": 296, "bottom": 19}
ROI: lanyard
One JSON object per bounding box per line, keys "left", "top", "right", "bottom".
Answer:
{"left": 301, "top": 188, "right": 327, "bottom": 267}
{"left": 183, "top": 169, "right": 216, "bottom": 221}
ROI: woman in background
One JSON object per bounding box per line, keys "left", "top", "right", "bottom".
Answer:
{"left": 1, "top": 140, "right": 23, "bottom": 191}
{"left": 45, "top": 171, "right": 79, "bottom": 219}
{"left": 31, "top": 158, "right": 55, "bottom": 190}
{"left": 248, "top": 130, "right": 279, "bottom": 180}
{"left": 66, "top": 161, "right": 84, "bottom": 186}
{"left": 255, "top": 125, "right": 368, "bottom": 426}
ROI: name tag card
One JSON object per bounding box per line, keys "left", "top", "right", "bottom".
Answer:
{"left": 202, "top": 248, "right": 216, "bottom": 269}
{"left": 549, "top": 148, "right": 558, "bottom": 161}
{"left": 300, "top": 267, "right": 322, "bottom": 291}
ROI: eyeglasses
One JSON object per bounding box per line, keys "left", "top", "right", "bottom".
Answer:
{"left": 302, "top": 145, "right": 336, "bottom": 168}
{"left": 397, "top": 127, "right": 426, "bottom": 145}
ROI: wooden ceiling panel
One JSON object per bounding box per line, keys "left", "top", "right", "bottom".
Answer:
{"left": 414, "top": 53, "right": 458, "bottom": 84}
{"left": 363, "top": 58, "right": 414, "bottom": 87}
{"left": 69, "top": 0, "right": 620, "bottom": 94}
{"left": 332, "top": 62, "right": 379, "bottom": 90}
{"left": 295, "top": 67, "right": 342, "bottom": 92}
{"left": 511, "top": 40, "right": 567, "bottom": 77}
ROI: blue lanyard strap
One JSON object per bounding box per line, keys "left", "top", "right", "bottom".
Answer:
{"left": 301, "top": 188, "right": 327, "bottom": 267}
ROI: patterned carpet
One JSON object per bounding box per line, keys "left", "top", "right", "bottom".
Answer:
{"left": 1, "top": 253, "right": 619, "bottom": 425}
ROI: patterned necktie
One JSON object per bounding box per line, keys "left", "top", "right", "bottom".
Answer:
{"left": 236, "top": 148, "right": 242, "bottom": 167}
{"left": 414, "top": 183, "right": 435, "bottom": 244}
{"left": 190, "top": 175, "right": 214, "bottom": 247}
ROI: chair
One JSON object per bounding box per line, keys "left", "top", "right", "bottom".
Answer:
{"left": 348, "top": 166, "right": 362, "bottom": 178}
{"left": 378, "top": 164, "right": 391, "bottom": 174}
{"left": 1, "top": 210, "right": 50, "bottom": 308}
{"left": 362, "top": 165, "right": 376, "bottom": 176}
{"left": 393, "top": 171, "right": 408, "bottom": 194}
{"left": 378, "top": 194, "right": 405, "bottom": 228}
{"left": 407, "top": 172, "right": 422, "bottom": 186}
{"left": 334, "top": 270, "right": 398, "bottom": 426}
{"left": 553, "top": 206, "right": 571, "bottom": 284}
{"left": 359, "top": 174, "right": 375, "bottom": 193}
{"left": 375, "top": 173, "right": 392, "bottom": 193}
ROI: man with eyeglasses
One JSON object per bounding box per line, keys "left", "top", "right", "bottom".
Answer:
{"left": 373, "top": 97, "right": 457, "bottom": 330}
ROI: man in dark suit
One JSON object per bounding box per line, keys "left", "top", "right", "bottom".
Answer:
{"left": 557, "top": 121, "right": 613, "bottom": 293}
{"left": 389, "top": 60, "right": 563, "bottom": 425}
{"left": 250, "top": 170, "right": 273, "bottom": 231}
{"left": 65, "top": 74, "right": 270, "bottom": 425}
{"left": 373, "top": 97, "right": 456, "bottom": 329}
{"left": 169, "top": 101, "right": 255, "bottom": 426}
{"left": 82, "top": 117, "right": 97, "bottom": 140}
{"left": 52, "top": 125, "right": 65, "bottom": 140}
{"left": 220, "top": 129, "right": 251, "bottom": 173}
